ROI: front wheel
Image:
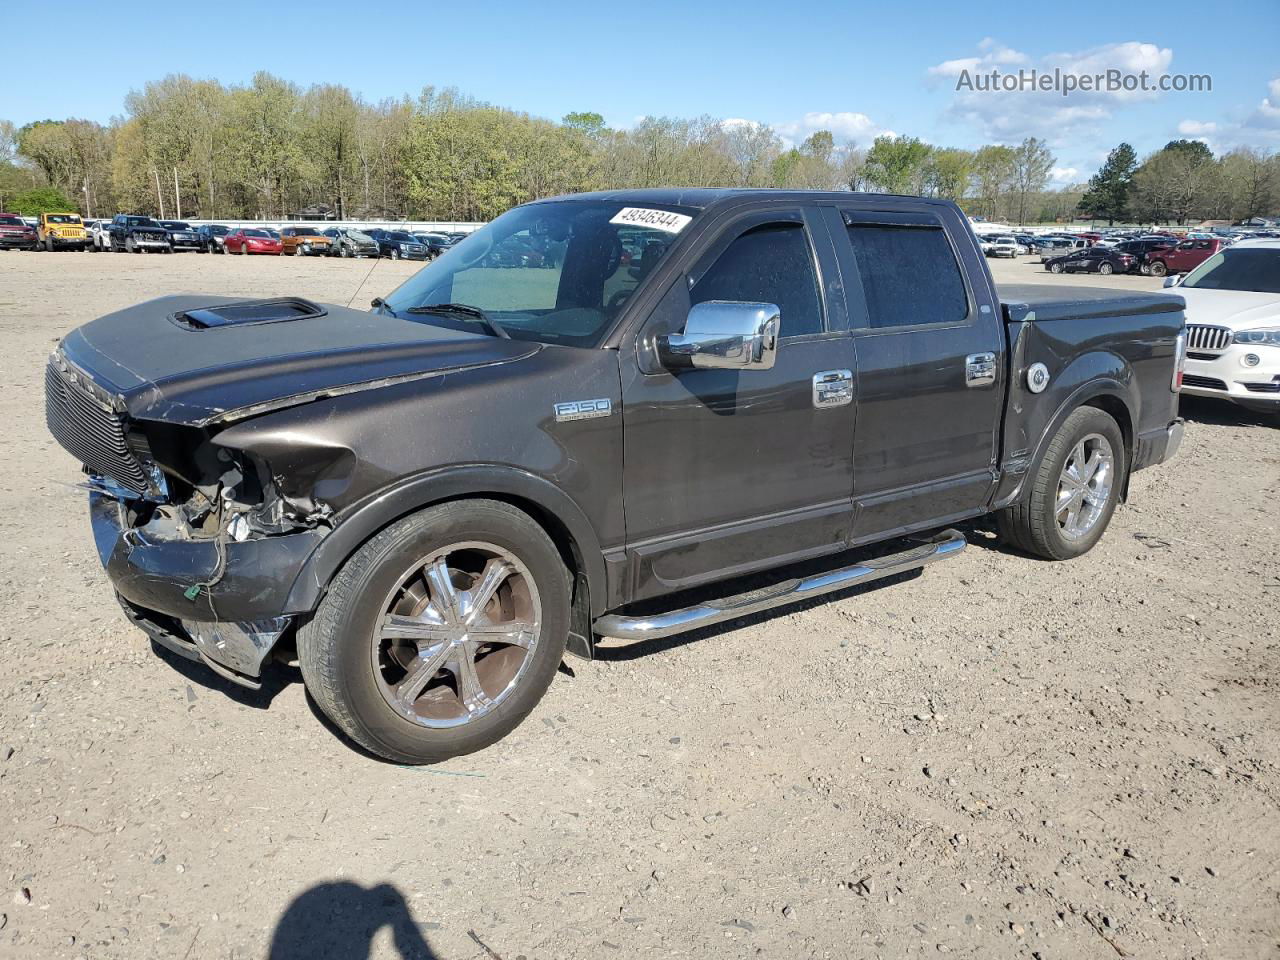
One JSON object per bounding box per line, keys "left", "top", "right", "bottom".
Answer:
{"left": 1049, "top": 262, "right": 1064, "bottom": 274}
{"left": 997, "top": 407, "right": 1126, "bottom": 560}
{"left": 298, "top": 499, "right": 570, "bottom": 763}
{"left": 1149, "top": 260, "right": 1168, "bottom": 277}
{"left": 390, "top": 248, "right": 400, "bottom": 260}
{"left": 1098, "top": 262, "right": 1114, "bottom": 275}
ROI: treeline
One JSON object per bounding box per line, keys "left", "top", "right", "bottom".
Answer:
{"left": 0, "top": 72, "right": 1275, "bottom": 225}
{"left": 1079, "top": 139, "right": 1280, "bottom": 225}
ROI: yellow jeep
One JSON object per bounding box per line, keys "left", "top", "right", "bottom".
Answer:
{"left": 37, "top": 212, "right": 88, "bottom": 251}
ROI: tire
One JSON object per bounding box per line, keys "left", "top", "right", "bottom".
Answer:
{"left": 298, "top": 499, "right": 570, "bottom": 763}
{"left": 1149, "top": 260, "right": 1168, "bottom": 277}
{"left": 1049, "top": 262, "right": 1064, "bottom": 274}
{"left": 997, "top": 407, "right": 1126, "bottom": 561}
{"left": 390, "top": 248, "right": 401, "bottom": 260}
{"left": 44, "top": 237, "right": 54, "bottom": 252}
{"left": 126, "top": 236, "right": 137, "bottom": 254}
{"left": 340, "top": 245, "right": 351, "bottom": 258}
{"left": 1098, "top": 262, "right": 1114, "bottom": 275}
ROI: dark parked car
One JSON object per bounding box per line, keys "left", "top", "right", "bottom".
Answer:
{"left": 197, "top": 223, "right": 231, "bottom": 253}
{"left": 223, "top": 228, "right": 282, "bottom": 255}
{"left": 108, "top": 215, "right": 172, "bottom": 253}
{"left": 1113, "top": 238, "right": 1175, "bottom": 274}
{"left": 1044, "top": 247, "right": 1137, "bottom": 275}
{"left": 368, "top": 229, "right": 429, "bottom": 260}
{"left": 0, "top": 212, "right": 37, "bottom": 250}
{"left": 411, "top": 233, "right": 454, "bottom": 259}
{"left": 45, "top": 189, "right": 1185, "bottom": 763}
{"left": 324, "top": 227, "right": 380, "bottom": 258}
{"left": 157, "top": 220, "right": 203, "bottom": 252}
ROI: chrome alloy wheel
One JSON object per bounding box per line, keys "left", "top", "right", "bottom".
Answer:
{"left": 372, "top": 542, "right": 541, "bottom": 728}
{"left": 1056, "top": 433, "right": 1114, "bottom": 540}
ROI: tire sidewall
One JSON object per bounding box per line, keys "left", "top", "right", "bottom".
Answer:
{"left": 313, "top": 502, "right": 570, "bottom": 762}
{"left": 1031, "top": 408, "right": 1127, "bottom": 559}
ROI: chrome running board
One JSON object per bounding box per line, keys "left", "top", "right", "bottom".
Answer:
{"left": 594, "top": 529, "right": 966, "bottom": 641}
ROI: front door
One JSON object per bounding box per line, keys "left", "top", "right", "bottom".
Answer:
{"left": 829, "top": 204, "right": 1005, "bottom": 542}
{"left": 620, "top": 207, "right": 857, "bottom": 602}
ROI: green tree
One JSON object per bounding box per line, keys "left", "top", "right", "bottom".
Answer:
{"left": 10, "top": 186, "right": 77, "bottom": 215}
{"left": 562, "top": 112, "right": 606, "bottom": 137}
{"left": 863, "top": 135, "right": 931, "bottom": 194}
{"left": 1010, "top": 137, "right": 1054, "bottom": 225}
{"left": 1077, "top": 143, "right": 1137, "bottom": 225}
{"left": 923, "top": 147, "right": 974, "bottom": 202}
{"left": 971, "top": 144, "right": 1016, "bottom": 220}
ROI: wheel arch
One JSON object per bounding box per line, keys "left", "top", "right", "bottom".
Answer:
{"left": 284, "top": 465, "right": 609, "bottom": 622}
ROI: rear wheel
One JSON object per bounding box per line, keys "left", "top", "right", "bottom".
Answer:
{"left": 1098, "top": 262, "right": 1114, "bottom": 275}
{"left": 299, "top": 499, "right": 570, "bottom": 763}
{"left": 997, "top": 407, "right": 1126, "bottom": 560}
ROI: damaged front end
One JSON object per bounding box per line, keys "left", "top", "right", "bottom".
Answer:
{"left": 49, "top": 349, "right": 335, "bottom": 688}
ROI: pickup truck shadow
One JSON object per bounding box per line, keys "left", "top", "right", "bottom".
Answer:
{"left": 267, "top": 880, "right": 438, "bottom": 959}
{"left": 149, "top": 639, "right": 297, "bottom": 710}
{"left": 1179, "top": 395, "right": 1277, "bottom": 428}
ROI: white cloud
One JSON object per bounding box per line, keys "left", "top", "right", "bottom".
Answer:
{"left": 929, "top": 40, "right": 1175, "bottom": 146}
{"left": 1049, "top": 166, "right": 1080, "bottom": 183}
{"left": 772, "top": 111, "right": 894, "bottom": 149}
{"left": 1245, "top": 77, "right": 1280, "bottom": 130}
{"left": 1177, "top": 119, "right": 1218, "bottom": 136}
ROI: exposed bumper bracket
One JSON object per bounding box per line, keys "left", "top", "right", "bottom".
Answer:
{"left": 594, "top": 528, "right": 967, "bottom": 641}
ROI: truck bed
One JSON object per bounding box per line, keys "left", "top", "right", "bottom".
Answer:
{"left": 999, "top": 283, "right": 1184, "bottom": 323}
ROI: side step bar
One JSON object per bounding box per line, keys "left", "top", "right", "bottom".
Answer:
{"left": 594, "top": 529, "right": 966, "bottom": 641}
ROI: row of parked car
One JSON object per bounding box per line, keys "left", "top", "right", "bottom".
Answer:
{"left": 0, "top": 212, "right": 469, "bottom": 260}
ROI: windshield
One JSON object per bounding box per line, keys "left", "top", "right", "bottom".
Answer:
{"left": 388, "top": 232, "right": 416, "bottom": 242}
{"left": 242, "top": 229, "right": 270, "bottom": 239}
{"left": 1181, "top": 247, "right": 1280, "bottom": 294}
{"left": 293, "top": 227, "right": 320, "bottom": 236}
{"left": 160, "top": 221, "right": 190, "bottom": 229}
{"left": 0, "top": 215, "right": 23, "bottom": 226}
{"left": 382, "top": 200, "right": 693, "bottom": 347}
{"left": 47, "top": 214, "right": 81, "bottom": 224}
{"left": 127, "top": 217, "right": 160, "bottom": 227}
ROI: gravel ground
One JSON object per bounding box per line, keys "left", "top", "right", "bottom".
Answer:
{"left": 0, "top": 249, "right": 1276, "bottom": 959}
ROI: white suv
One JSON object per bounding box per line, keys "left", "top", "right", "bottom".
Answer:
{"left": 1169, "top": 238, "right": 1280, "bottom": 417}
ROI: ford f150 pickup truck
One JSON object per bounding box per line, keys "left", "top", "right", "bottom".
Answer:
{"left": 45, "top": 189, "right": 1187, "bottom": 763}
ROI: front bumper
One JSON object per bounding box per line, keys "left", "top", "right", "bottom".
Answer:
{"left": 48, "top": 235, "right": 88, "bottom": 247}
{"left": 90, "top": 493, "right": 327, "bottom": 684}
{"left": 0, "top": 234, "right": 35, "bottom": 248}
{"left": 128, "top": 236, "right": 170, "bottom": 249}
{"left": 90, "top": 490, "right": 323, "bottom": 631}
{"left": 169, "top": 236, "right": 202, "bottom": 250}
{"left": 295, "top": 244, "right": 330, "bottom": 256}
{"left": 1182, "top": 346, "right": 1280, "bottom": 406}
{"left": 1133, "top": 419, "right": 1185, "bottom": 471}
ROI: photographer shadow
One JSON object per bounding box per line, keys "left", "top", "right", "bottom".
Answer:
{"left": 268, "top": 881, "right": 438, "bottom": 960}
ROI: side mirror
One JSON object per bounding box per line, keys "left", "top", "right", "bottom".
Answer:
{"left": 658, "top": 301, "right": 780, "bottom": 371}
{"left": 1163, "top": 275, "right": 1182, "bottom": 288}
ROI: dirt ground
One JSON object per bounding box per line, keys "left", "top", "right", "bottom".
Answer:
{"left": 0, "top": 249, "right": 1276, "bottom": 960}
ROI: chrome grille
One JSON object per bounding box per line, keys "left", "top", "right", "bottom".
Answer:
{"left": 1186, "top": 324, "right": 1231, "bottom": 352}
{"left": 45, "top": 355, "right": 148, "bottom": 493}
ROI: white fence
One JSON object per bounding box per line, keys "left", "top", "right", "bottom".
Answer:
{"left": 178, "top": 219, "right": 486, "bottom": 234}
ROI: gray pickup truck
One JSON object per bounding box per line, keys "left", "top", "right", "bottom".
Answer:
{"left": 46, "top": 189, "right": 1187, "bottom": 763}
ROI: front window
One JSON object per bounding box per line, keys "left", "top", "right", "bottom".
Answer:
{"left": 127, "top": 217, "right": 160, "bottom": 228}
{"left": 1181, "top": 248, "right": 1280, "bottom": 294}
{"left": 242, "top": 229, "right": 270, "bottom": 239}
{"left": 388, "top": 232, "right": 416, "bottom": 243}
{"left": 381, "top": 200, "right": 693, "bottom": 347}
{"left": 46, "top": 214, "right": 81, "bottom": 224}
{"left": 0, "top": 215, "right": 23, "bottom": 226}
{"left": 293, "top": 227, "right": 320, "bottom": 237}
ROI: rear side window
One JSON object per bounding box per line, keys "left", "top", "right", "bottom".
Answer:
{"left": 692, "top": 223, "right": 823, "bottom": 338}
{"left": 845, "top": 223, "right": 968, "bottom": 329}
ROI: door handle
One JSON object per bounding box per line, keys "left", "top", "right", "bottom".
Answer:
{"left": 812, "top": 369, "right": 853, "bottom": 408}
{"left": 965, "top": 353, "right": 997, "bottom": 387}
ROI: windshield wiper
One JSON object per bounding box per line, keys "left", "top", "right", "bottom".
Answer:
{"left": 403, "top": 302, "right": 509, "bottom": 339}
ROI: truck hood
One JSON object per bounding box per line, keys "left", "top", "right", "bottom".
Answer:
{"left": 58, "top": 294, "right": 541, "bottom": 427}
{"left": 1177, "top": 287, "right": 1280, "bottom": 331}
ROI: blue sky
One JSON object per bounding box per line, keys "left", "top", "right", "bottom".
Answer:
{"left": 3, "top": 2, "right": 1277, "bottom": 182}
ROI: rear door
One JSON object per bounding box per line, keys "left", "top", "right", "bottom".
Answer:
{"left": 827, "top": 202, "right": 1005, "bottom": 542}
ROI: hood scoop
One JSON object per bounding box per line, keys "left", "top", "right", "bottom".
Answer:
{"left": 172, "top": 297, "right": 326, "bottom": 331}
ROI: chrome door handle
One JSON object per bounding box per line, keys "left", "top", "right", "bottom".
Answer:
{"left": 965, "top": 352, "right": 997, "bottom": 387}
{"left": 812, "top": 369, "right": 853, "bottom": 408}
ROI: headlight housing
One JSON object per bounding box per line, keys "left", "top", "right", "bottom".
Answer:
{"left": 1233, "top": 327, "right": 1280, "bottom": 347}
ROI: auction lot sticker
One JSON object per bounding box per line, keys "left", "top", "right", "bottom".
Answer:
{"left": 610, "top": 207, "right": 692, "bottom": 233}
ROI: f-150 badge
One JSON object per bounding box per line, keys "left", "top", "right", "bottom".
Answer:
{"left": 554, "top": 398, "right": 612, "bottom": 422}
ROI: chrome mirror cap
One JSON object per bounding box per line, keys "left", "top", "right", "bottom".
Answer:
{"left": 659, "top": 300, "right": 780, "bottom": 371}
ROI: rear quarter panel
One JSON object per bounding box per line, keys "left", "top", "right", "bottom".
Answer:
{"left": 993, "top": 289, "right": 1184, "bottom": 507}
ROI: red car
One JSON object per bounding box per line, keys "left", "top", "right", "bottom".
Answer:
{"left": 223, "top": 228, "right": 282, "bottom": 255}
{"left": 1145, "top": 237, "right": 1223, "bottom": 277}
{"left": 0, "top": 213, "right": 37, "bottom": 250}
